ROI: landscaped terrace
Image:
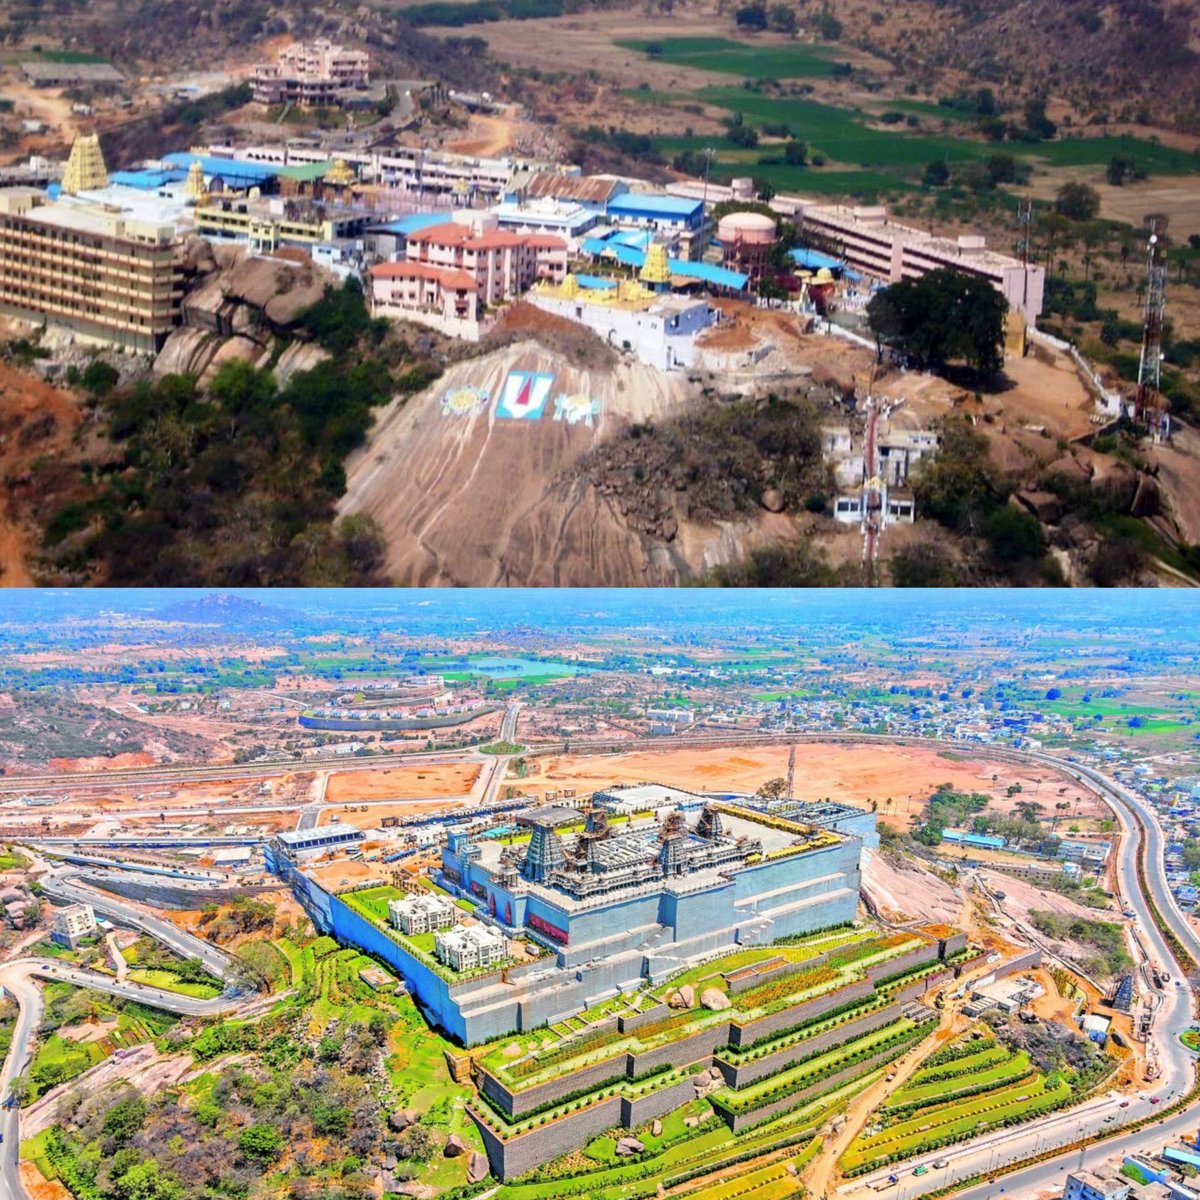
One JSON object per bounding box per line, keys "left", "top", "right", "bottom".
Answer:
{"left": 477, "top": 926, "right": 934, "bottom": 1087}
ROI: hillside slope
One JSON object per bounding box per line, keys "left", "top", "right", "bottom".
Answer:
{"left": 338, "top": 339, "right": 702, "bottom": 586}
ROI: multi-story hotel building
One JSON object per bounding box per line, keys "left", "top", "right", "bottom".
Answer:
{"left": 251, "top": 39, "right": 370, "bottom": 108}
{"left": 797, "top": 202, "right": 1045, "bottom": 323}
{"left": 0, "top": 187, "right": 185, "bottom": 353}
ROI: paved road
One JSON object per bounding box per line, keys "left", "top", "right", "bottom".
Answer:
{"left": 0, "top": 967, "right": 42, "bottom": 1200}
{"left": 39, "top": 869, "right": 234, "bottom": 981}
{"left": 0, "top": 955, "right": 240, "bottom": 1200}
{"left": 0, "top": 748, "right": 485, "bottom": 795}
{"left": 837, "top": 753, "right": 1199, "bottom": 1200}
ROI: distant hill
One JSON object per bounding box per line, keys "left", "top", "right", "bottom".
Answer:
{"left": 879, "top": 0, "right": 1200, "bottom": 132}
{"left": 156, "top": 593, "right": 296, "bottom": 628}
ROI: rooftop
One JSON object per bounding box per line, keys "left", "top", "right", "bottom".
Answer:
{"left": 524, "top": 171, "right": 626, "bottom": 205}
{"left": 370, "top": 260, "right": 479, "bottom": 291}
{"left": 369, "top": 211, "right": 453, "bottom": 236}
{"left": 608, "top": 192, "right": 704, "bottom": 219}
{"left": 276, "top": 821, "right": 364, "bottom": 847}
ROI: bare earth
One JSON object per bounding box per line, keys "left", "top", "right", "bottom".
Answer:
{"left": 860, "top": 848, "right": 962, "bottom": 925}
{"left": 323, "top": 763, "right": 481, "bottom": 804}
{"left": 518, "top": 742, "right": 1103, "bottom": 826}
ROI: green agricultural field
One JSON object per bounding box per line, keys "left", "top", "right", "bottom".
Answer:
{"left": 618, "top": 36, "right": 842, "bottom": 80}
{"left": 621, "top": 42, "right": 1199, "bottom": 198}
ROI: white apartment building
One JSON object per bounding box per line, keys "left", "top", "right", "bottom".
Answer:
{"left": 797, "top": 203, "right": 1045, "bottom": 323}
{"left": 52, "top": 902, "right": 97, "bottom": 948}
{"left": 388, "top": 893, "right": 457, "bottom": 936}
{"left": 434, "top": 923, "right": 506, "bottom": 971}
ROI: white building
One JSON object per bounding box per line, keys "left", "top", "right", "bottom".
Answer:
{"left": 434, "top": 923, "right": 506, "bottom": 971}
{"left": 527, "top": 278, "right": 713, "bottom": 372}
{"left": 52, "top": 902, "right": 97, "bottom": 948}
{"left": 388, "top": 893, "right": 457, "bottom": 936}
{"left": 797, "top": 202, "right": 1045, "bottom": 324}
{"left": 1063, "top": 1168, "right": 1130, "bottom": 1200}
{"left": 646, "top": 708, "right": 693, "bottom": 726}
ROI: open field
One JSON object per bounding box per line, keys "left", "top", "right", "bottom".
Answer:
{"left": 517, "top": 743, "right": 1103, "bottom": 828}
{"left": 323, "top": 762, "right": 480, "bottom": 803}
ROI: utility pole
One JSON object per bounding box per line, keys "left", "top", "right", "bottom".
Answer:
{"left": 702, "top": 147, "right": 715, "bottom": 209}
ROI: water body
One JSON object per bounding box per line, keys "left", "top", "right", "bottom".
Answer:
{"left": 466, "top": 656, "right": 589, "bottom": 677}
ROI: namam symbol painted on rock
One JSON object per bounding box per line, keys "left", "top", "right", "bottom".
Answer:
{"left": 495, "top": 371, "right": 554, "bottom": 420}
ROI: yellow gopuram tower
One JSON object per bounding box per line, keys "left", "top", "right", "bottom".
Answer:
{"left": 325, "top": 159, "right": 355, "bottom": 189}
{"left": 638, "top": 241, "right": 671, "bottom": 291}
{"left": 184, "top": 159, "right": 206, "bottom": 199}
{"left": 60, "top": 133, "right": 108, "bottom": 196}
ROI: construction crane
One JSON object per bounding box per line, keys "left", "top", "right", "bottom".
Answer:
{"left": 785, "top": 743, "right": 796, "bottom": 802}
{"left": 1133, "top": 223, "right": 1170, "bottom": 441}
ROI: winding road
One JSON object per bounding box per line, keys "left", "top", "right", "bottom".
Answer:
{"left": 836, "top": 750, "right": 1199, "bottom": 1200}
{"left": 0, "top": 735, "right": 1194, "bottom": 1200}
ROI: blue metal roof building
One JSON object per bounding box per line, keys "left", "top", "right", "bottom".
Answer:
{"left": 942, "top": 829, "right": 1006, "bottom": 850}
{"left": 109, "top": 168, "right": 189, "bottom": 190}
{"left": 606, "top": 192, "right": 705, "bottom": 231}
{"left": 580, "top": 234, "right": 747, "bottom": 291}
{"left": 788, "top": 247, "right": 844, "bottom": 271}
{"left": 371, "top": 211, "right": 453, "bottom": 236}
{"left": 162, "top": 152, "right": 280, "bottom": 191}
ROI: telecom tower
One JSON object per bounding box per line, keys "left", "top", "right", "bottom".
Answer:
{"left": 1134, "top": 225, "right": 1169, "bottom": 440}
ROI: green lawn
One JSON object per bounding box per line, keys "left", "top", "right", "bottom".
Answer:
{"left": 126, "top": 969, "right": 221, "bottom": 999}
{"left": 618, "top": 36, "right": 842, "bottom": 80}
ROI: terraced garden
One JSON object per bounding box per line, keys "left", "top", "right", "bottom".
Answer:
{"left": 478, "top": 926, "right": 927, "bottom": 1084}
{"left": 490, "top": 1078, "right": 851, "bottom": 1200}
{"left": 839, "top": 1029, "right": 1073, "bottom": 1176}
{"left": 711, "top": 1014, "right": 934, "bottom": 1123}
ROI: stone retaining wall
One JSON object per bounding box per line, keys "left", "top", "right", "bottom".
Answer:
{"left": 715, "top": 1000, "right": 903, "bottom": 1088}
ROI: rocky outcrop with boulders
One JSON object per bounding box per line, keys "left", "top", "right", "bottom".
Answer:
{"left": 154, "top": 239, "right": 332, "bottom": 386}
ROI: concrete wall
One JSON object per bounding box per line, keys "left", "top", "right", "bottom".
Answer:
{"left": 470, "top": 1075, "right": 700, "bottom": 1180}
{"left": 470, "top": 1095, "right": 623, "bottom": 1181}
{"left": 619, "top": 1003, "right": 670, "bottom": 1033}
{"left": 715, "top": 1000, "right": 903, "bottom": 1088}
{"left": 718, "top": 1043, "right": 910, "bottom": 1134}
{"left": 481, "top": 1053, "right": 628, "bottom": 1119}
{"left": 863, "top": 942, "right": 939, "bottom": 984}
{"left": 80, "top": 875, "right": 274, "bottom": 909}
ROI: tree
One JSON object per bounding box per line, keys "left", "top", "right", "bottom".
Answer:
{"left": 784, "top": 138, "right": 808, "bottom": 166}
{"left": 909, "top": 419, "right": 995, "bottom": 533}
{"left": 1055, "top": 182, "right": 1100, "bottom": 222}
{"left": 922, "top": 160, "right": 950, "bottom": 187}
{"left": 866, "top": 267, "right": 1007, "bottom": 375}
{"left": 768, "top": 3, "right": 797, "bottom": 32}
{"left": 239, "top": 1123, "right": 286, "bottom": 1163}
{"left": 735, "top": 2, "right": 767, "bottom": 29}
{"left": 1022, "top": 95, "right": 1056, "bottom": 141}
{"left": 113, "top": 1161, "right": 183, "bottom": 1200}
{"left": 889, "top": 540, "right": 960, "bottom": 586}
{"left": 103, "top": 1095, "right": 148, "bottom": 1145}
{"left": 980, "top": 506, "right": 1044, "bottom": 564}
{"left": 80, "top": 360, "right": 119, "bottom": 398}
{"left": 757, "top": 777, "right": 788, "bottom": 799}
